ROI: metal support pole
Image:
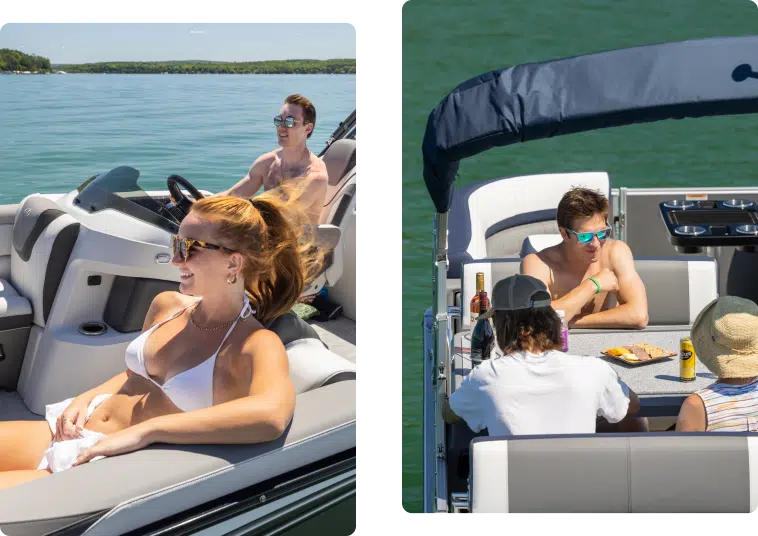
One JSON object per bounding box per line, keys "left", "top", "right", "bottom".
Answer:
{"left": 431, "top": 212, "right": 449, "bottom": 512}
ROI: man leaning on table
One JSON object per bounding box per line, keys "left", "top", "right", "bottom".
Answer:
{"left": 521, "top": 187, "right": 649, "bottom": 329}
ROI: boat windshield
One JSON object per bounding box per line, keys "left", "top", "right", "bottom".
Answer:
{"left": 74, "top": 166, "right": 180, "bottom": 233}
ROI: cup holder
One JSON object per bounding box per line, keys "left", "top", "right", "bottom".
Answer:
{"left": 723, "top": 199, "right": 754, "bottom": 209}
{"left": 674, "top": 225, "right": 706, "bottom": 236}
{"left": 79, "top": 322, "right": 107, "bottom": 336}
{"left": 663, "top": 199, "right": 696, "bottom": 209}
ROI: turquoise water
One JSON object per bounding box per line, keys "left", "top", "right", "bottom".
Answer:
{"left": 402, "top": 0, "right": 758, "bottom": 512}
{"left": 0, "top": 74, "right": 355, "bottom": 202}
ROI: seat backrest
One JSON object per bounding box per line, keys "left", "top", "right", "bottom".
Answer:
{"left": 460, "top": 256, "right": 718, "bottom": 329}
{"left": 469, "top": 434, "right": 758, "bottom": 513}
{"left": 10, "top": 195, "right": 81, "bottom": 327}
{"left": 267, "top": 312, "right": 356, "bottom": 393}
{"left": 520, "top": 233, "right": 563, "bottom": 257}
{"left": 635, "top": 257, "right": 718, "bottom": 325}
{"left": 319, "top": 139, "right": 356, "bottom": 226}
{"left": 448, "top": 171, "right": 610, "bottom": 279}
{"left": 313, "top": 224, "right": 341, "bottom": 252}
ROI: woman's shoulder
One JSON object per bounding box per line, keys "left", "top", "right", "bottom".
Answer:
{"left": 153, "top": 291, "right": 197, "bottom": 311}
{"left": 144, "top": 291, "right": 198, "bottom": 328}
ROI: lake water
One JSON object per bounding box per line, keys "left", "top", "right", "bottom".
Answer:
{"left": 402, "top": 0, "right": 758, "bottom": 512}
{"left": 0, "top": 74, "right": 355, "bottom": 201}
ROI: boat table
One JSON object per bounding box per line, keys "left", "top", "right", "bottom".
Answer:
{"left": 452, "top": 326, "right": 716, "bottom": 418}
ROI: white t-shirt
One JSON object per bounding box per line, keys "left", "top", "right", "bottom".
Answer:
{"left": 449, "top": 350, "right": 631, "bottom": 436}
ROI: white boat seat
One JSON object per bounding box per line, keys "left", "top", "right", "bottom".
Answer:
{"left": 10, "top": 195, "right": 80, "bottom": 328}
{"left": 0, "top": 279, "right": 32, "bottom": 326}
{"left": 300, "top": 223, "right": 344, "bottom": 298}
{"left": 469, "top": 434, "right": 758, "bottom": 512}
{"left": 448, "top": 171, "right": 611, "bottom": 279}
{"left": 460, "top": 256, "right": 718, "bottom": 330}
{"left": 519, "top": 233, "right": 563, "bottom": 257}
{"left": 313, "top": 223, "right": 341, "bottom": 251}
{"left": 266, "top": 312, "right": 356, "bottom": 394}
{"left": 301, "top": 139, "right": 356, "bottom": 297}
{"left": 319, "top": 139, "right": 356, "bottom": 226}
{"left": 0, "top": 380, "right": 356, "bottom": 536}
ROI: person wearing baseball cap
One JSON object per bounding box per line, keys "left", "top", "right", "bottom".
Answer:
{"left": 443, "top": 274, "right": 644, "bottom": 435}
{"left": 676, "top": 296, "right": 758, "bottom": 432}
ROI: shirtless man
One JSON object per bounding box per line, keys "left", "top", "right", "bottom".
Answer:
{"left": 216, "top": 94, "right": 328, "bottom": 224}
{"left": 521, "top": 187, "right": 649, "bottom": 330}
{"left": 521, "top": 187, "right": 649, "bottom": 433}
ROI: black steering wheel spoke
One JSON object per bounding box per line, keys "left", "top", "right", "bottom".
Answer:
{"left": 166, "top": 174, "right": 206, "bottom": 220}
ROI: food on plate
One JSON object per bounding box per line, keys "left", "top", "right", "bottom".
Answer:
{"left": 603, "top": 343, "right": 673, "bottom": 361}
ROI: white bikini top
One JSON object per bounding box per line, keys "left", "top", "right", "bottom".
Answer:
{"left": 124, "top": 299, "right": 256, "bottom": 412}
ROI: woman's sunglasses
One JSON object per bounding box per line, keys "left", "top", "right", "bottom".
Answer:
{"left": 565, "top": 226, "right": 612, "bottom": 244}
{"left": 273, "top": 115, "right": 302, "bottom": 128}
{"left": 171, "top": 235, "right": 236, "bottom": 262}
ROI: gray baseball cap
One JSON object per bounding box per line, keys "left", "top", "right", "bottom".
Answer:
{"left": 478, "top": 274, "right": 552, "bottom": 319}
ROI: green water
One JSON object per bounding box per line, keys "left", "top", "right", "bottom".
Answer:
{"left": 402, "top": 0, "right": 758, "bottom": 512}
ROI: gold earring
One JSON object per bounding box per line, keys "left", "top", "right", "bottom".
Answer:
{"left": 227, "top": 273, "right": 237, "bottom": 285}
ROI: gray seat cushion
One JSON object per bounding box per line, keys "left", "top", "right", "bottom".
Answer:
{"left": 470, "top": 434, "right": 755, "bottom": 513}
{"left": 0, "top": 380, "right": 356, "bottom": 535}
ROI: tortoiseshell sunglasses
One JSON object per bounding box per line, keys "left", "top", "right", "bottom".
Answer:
{"left": 171, "top": 235, "right": 236, "bottom": 261}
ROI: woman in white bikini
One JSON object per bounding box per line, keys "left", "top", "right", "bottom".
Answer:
{"left": 0, "top": 189, "right": 322, "bottom": 490}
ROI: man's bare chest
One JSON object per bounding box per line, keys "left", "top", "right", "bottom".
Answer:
{"left": 264, "top": 160, "right": 312, "bottom": 189}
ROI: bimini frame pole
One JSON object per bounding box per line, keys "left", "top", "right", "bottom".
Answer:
{"left": 430, "top": 211, "right": 449, "bottom": 512}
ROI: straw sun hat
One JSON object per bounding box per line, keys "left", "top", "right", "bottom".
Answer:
{"left": 691, "top": 296, "right": 758, "bottom": 379}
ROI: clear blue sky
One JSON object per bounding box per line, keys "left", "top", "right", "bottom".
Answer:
{"left": 0, "top": 23, "right": 355, "bottom": 64}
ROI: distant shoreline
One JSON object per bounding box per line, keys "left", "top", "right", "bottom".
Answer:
{"left": 51, "top": 59, "right": 356, "bottom": 75}
{"left": 0, "top": 50, "right": 355, "bottom": 75}
{"left": 2, "top": 72, "right": 356, "bottom": 75}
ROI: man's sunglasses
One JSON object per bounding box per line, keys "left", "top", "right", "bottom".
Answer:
{"left": 565, "top": 226, "right": 612, "bottom": 244}
{"left": 171, "top": 235, "right": 236, "bottom": 261}
{"left": 273, "top": 115, "right": 303, "bottom": 128}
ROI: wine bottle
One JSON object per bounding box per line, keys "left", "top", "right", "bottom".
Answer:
{"left": 471, "top": 291, "right": 495, "bottom": 364}
{"left": 469, "top": 272, "right": 485, "bottom": 324}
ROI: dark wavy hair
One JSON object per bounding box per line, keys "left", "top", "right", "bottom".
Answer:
{"left": 493, "top": 307, "right": 563, "bottom": 354}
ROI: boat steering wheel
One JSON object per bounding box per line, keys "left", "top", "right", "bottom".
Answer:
{"left": 167, "top": 174, "right": 206, "bottom": 218}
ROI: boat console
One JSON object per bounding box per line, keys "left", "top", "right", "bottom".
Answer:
{"left": 659, "top": 198, "right": 758, "bottom": 254}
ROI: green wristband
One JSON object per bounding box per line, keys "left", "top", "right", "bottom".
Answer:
{"left": 588, "top": 277, "right": 601, "bottom": 294}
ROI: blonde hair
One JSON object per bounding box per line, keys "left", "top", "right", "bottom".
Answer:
{"left": 189, "top": 186, "right": 323, "bottom": 325}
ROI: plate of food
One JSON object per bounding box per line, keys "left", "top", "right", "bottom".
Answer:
{"left": 602, "top": 343, "right": 676, "bottom": 365}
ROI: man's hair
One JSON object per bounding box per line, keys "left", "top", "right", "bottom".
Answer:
{"left": 556, "top": 187, "right": 609, "bottom": 230}
{"left": 493, "top": 308, "right": 563, "bottom": 354}
{"left": 285, "top": 94, "right": 316, "bottom": 138}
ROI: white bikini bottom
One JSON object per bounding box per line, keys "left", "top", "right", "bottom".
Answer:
{"left": 37, "top": 394, "right": 112, "bottom": 473}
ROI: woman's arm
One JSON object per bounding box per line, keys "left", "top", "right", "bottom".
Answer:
{"left": 75, "top": 327, "right": 295, "bottom": 468}
{"left": 142, "top": 329, "right": 295, "bottom": 444}
{"left": 675, "top": 394, "right": 707, "bottom": 432}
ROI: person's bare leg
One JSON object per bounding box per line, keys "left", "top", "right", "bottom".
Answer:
{"left": 0, "top": 469, "right": 51, "bottom": 490}
{"left": 596, "top": 416, "right": 649, "bottom": 433}
{"left": 0, "top": 421, "right": 53, "bottom": 472}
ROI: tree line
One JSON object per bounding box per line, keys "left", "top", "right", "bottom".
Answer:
{"left": 54, "top": 59, "right": 356, "bottom": 74}
{"left": 0, "top": 50, "right": 355, "bottom": 74}
{"left": 0, "top": 49, "right": 52, "bottom": 72}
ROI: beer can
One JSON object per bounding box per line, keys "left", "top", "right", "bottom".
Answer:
{"left": 680, "top": 337, "right": 696, "bottom": 382}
